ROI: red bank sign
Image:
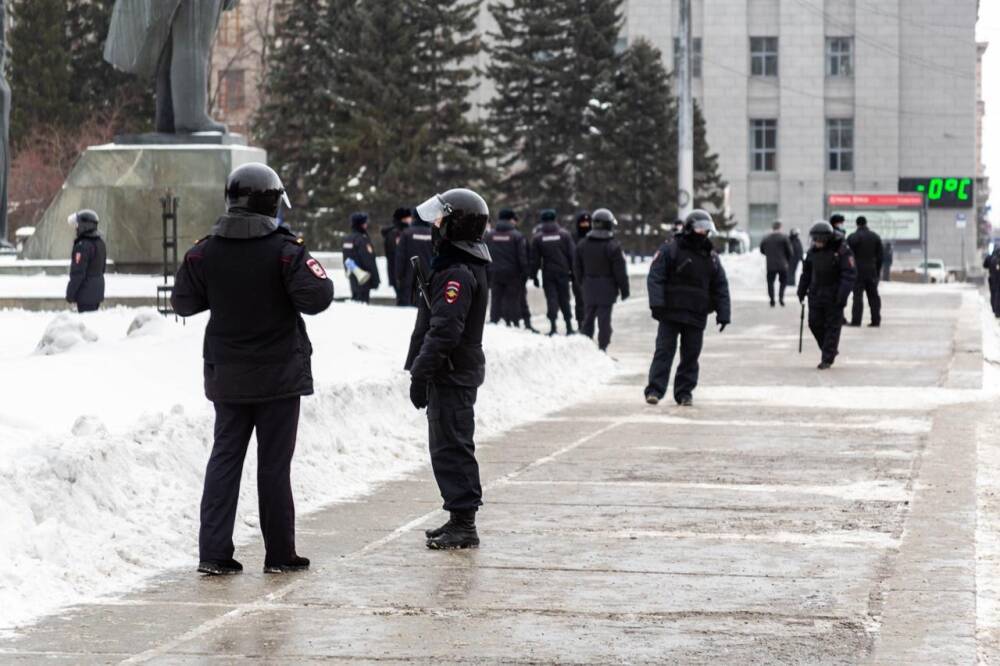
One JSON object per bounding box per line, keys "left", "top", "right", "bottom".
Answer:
{"left": 826, "top": 193, "right": 925, "bottom": 208}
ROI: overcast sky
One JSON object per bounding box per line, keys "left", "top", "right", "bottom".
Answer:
{"left": 978, "top": 6, "right": 1000, "bottom": 221}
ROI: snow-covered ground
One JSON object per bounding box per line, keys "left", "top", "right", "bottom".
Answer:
{"left": 0, "top": 301, "right": 614, "bottom": 631}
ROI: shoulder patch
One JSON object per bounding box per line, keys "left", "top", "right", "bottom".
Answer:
{"left": 848, "top": 255, "right": 856, "bottom": 268}
{"left": 296, "top": 237, "right": 305, "bottom": 245}
{"left": 306, "top": 257, "right": 328, "bottom": 279}
{"left": 444, "top": 280, "right": 462, "bottom": 304}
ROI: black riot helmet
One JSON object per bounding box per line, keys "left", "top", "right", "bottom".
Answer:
{"left": 589, "top": 208, "right": 617, "bottom": 239}
{"left": 225, "top": 163, "right": 291, "bottom": 218}
{"left": 67, "top": 209, "right": 99, "bottom": 227}
{"left": 810, "top": 220, "right": 835, "bottom": 245}
{"left": 685, "top": 209, "right": 716, "bottom": 235}
{"left": 416, "top": 188, "right": 492, "bottom": 263}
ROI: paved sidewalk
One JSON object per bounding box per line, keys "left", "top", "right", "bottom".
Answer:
{"left": 0, "top": 282, "right": 991, "bottom": 664}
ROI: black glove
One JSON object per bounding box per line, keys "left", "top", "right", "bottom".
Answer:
{"left": 409, "top": 380, "right": 428, "bottom": 410}
{"left": 532, "top": 277, "right": 540, "bottom": 288}
{"left": 651, "top": 306, "right": 667, "bottom": 322}
{"left": 718, "top": 321, "right": 728, "bottom": 332}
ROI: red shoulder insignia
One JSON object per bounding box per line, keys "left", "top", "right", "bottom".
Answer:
{"left": 444, "top": 280, "right": 461, "bottom": 304}
{"left": 306, "top": 258, "right": 328, "bottom": 280}
{"left": 74, "top": 252, "right": 82, "bottom": 265}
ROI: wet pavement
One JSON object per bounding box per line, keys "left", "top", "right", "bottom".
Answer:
{"left": 1, "top": 280, "right": 992, "bottom": 664}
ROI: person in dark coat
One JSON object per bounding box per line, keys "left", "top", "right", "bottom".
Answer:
{"left": 644, "top": 210, "right": 731, "bottom": 407}
{"left": 984, "top": 247, "right": 1000, "bottom": 317}
{"left": 65, "top": 209, "right": 107, "bottom": 313}
{"left": 406, "top": 188, "right": 492, "bottom": 551}
{"left": 171, "top": 163, "right": 334, "bottom": 576}
{"left": 343, "top": 212, "right": 381, "bottom": 303}
{"left": 830, "top": 213, "right": 847, "bottom": 239}
{"left": 797, "top": 221, "right": 857, "bottom": 369}
{"left": 382, "top": 207, "right": 412, "bottom": 305}
{"left": 847, "top": 216, "right": 884, "bottom": 327}
{"left": 572, "top": 211, "right": 592, "bottom": 327}
{"left": 574, "top": 208, "right": 629, "bottom": 351}
{"left": 395, "top": 211, "right": 435, "bottom": 307}
{"left": 485, "top": 208, "right": 528, "bottom": 326}
{"left": 530, "top": 209, "right": 576, "bottom": 336}
{"left": 882, "top": 240, "right": 894, "bottom": 282}
{"left": 759, "top": 221, "right": 793, "bottom": 307}
{"left": 788, "top": 228, "right": 804, "bottom": 287}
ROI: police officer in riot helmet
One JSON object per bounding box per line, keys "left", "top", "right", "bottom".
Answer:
{"left": 530, "top": 209, "right": 577, "bottom": 336}
{"left": 574, "top": 208, "right": 629, "bottom": 352}
{"left": 405, "top": 188, "right": 492, "bottom": 550}
{"left": 172, "top": 162, "right": 334, "bottom": 575}
{"left": 65, "top": 209, "right": 107, "bottom": 313}
{"left": 797, "top": 220, "right": 857, "bottom": 369}
{"left": 645, "top": 210, "right": 731, "bottom": 406}
{"left": 572, "top": 211, "right": 592, "bottom": 327}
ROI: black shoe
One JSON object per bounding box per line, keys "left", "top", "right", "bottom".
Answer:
{"left": 425, "top": 516, "right": 454, "bottom": 539}
{"left": 198, "top": 558, "right": 243, "bottom": 576}
{"left": 426, "top": 512, "right": 479, "bottom": 550}
{"left": 565, "top": 324, "right": 576, "bottom": 336}
{"left": 818, "top": 361, "right": 833, "bottom": 370}
{"left": 779, "top": 299, "right": 785, "bottom": 307}
{"left": 847, "top": 322, "right": 861, "bottom": 328}
{"left": 868, "top": 322, "right": 880, "bottom": 328}
{"left": 677, "top": 396, "right": 693, "bottom": 407}
{"left": 263, "top": 555, "right": 310, "bottom": 574}
{"left": 645, "top": 394, "right": 660, "bottom": 405}
{"left": 770, "top": 300, "right": 776, "bottom": 308}
{"left": 547, "top": 321, "right": 558, "bottom": 337}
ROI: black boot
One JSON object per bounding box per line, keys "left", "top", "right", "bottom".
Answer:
{"left": 197, "top": 558, "right": 243, "bottom": 576}
{"left": 426, "top": 511, "right": 480, "bottom": 550}
{"left": 424, "top": 515, "right": 454, "bottom": 539}
{"left": 263, "top": 555, "right": 310, "bottom": 574}
{"left": 548, "top": 319, "right": 558, "bottom": 336}
{"left": 565, "top": 320, "right": 576, "bottom": 336}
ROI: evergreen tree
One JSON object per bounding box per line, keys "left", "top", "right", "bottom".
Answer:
{"left": 9, "top": 0, "right": 72, "bottom": 143}
{"left": 255, "top": 0, "right": 336, "bottom": 244}
{"left": 693, "top": 100, "right": 731, "bottom": 230}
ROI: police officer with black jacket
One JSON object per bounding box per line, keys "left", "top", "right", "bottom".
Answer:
{"left": 797, "top": 221, "right": 857, "bottom": 369}
{"left": 171, "top": 163, "right": 334, "bottom": 576}
{"left": 485, "top": 208, "right": 528, "bottom": 326}
{"left": 572, "top": 211, "right": 592, "bottom": 327}
{"left": 644, "top": 210, "right": 731, "bottom": 406}
{"left": 405, "top": 188, "right": 492, "bottom": 550}
{"left": 574, "top": 208, "right": 629, "bottom": 351}
{"left": 65, "top": 210, "right": 107, "bottom": 313}
{"left": 343, "top": 212, "right": 380, "bottom": 303}
{"left": 395, "top": 211, "right": 436, "bottom": 307}
{"left": 847, "top": 216, "right": 884, "bottom": 327}
{"left": 382, "top": 207, "right": 412, "bottom": 305}
{"left": 984, "top": 246, "right": 1000, "bottom": 317}
{"left": 531, "top": 209, "right": 576, "bottom": 336}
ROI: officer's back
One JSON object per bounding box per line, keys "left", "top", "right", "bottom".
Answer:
{"left": 801, "top": 234, "right": 855, "bottom": 303}
{"left": 485, "top": 217, "right": 526, "bottom": 280}
{"left": 396, "top": 216, "right": 435, "bottom": 301}
{"left": 531, "top": 214, "right": 574, "bottom": 275}
{"left": 575, "top": 228, "right": 628, "bottom": 305}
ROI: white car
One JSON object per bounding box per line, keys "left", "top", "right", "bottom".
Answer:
{"left": 917, "top": 259, "right": 950, "bottom": 284}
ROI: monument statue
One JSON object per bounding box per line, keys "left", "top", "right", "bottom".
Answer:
{"left": 104, "top": 0, "right": 239, "bottom": 134}
{"left": 0, "top": 0, "right": 10, "bottom": 240}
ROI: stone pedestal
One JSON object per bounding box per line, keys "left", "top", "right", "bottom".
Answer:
{"left": 24, "top": 142, "right": 267, "bottom": 267}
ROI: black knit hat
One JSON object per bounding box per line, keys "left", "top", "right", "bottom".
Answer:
{"left": 498, "top": 208, "right": 517, "bottom": 221}
{"left": 540, "top": 209, "right": 557, "bottom": 223}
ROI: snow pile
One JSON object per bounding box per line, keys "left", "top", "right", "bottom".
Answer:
{"left": 0, "top": 304, "right": 614, "bottom": 630}
{"left": 126, "top": 308, "right": 167, "bottom": 337}
{"left": 33, "top": 314, "right": 99, "bottom": 355}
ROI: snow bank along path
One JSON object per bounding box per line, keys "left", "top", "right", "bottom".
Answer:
{"left": 0, "top": 303, "right": 614, "bottom": 631}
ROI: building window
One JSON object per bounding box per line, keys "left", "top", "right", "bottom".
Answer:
{"left": 750, "top": 119, "right": 777, "bottom": 172}
{"left": 827, "top": 118, "right": 854, "bottom": 172}
{"left": 750, "top": 36, "right": 778, "bottom": 77}
{"left": 749, "top": 204, "right": 779, "bottom": 248}
{"left": 217, "top": 8, "right": 242, "bottom": 47}
{"left": 218, "top": 69, "right": 246, "bottom": 113}
{"left": 673, "top": 37, "right": 703, "bottom": 78}
{"left": 826, "top": 37, "right": 853, "bottom": 77}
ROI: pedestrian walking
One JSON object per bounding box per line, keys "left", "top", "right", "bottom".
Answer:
{"left": 395, "top": 211, "right": 436, "bottom": 307}
{"left": 382, "top": 207, "right": 412, "bottom": 305}
{"left": 485, "top": 208, "right": 528, "bottom": 326}
{"left": 343, "top": 212, "right": 381, "bottom": 303}
{"left": 788, "top": 228, "right": 804, "bottom": 287}
{"left": 644, "top": 210, "right": 731, "bottom": 407}
{"left": 171, "top": 163, "right": 334, "bottom": 575}
{"left": 406, "top": 188, "right": 492, "bottom": 550}
{"left": 574, "top": 208, "right": 629, "bottom": 352}
{"left": 985, "top": 246, "right": 1000, "bottom": 317}
{"left": 847, "top": 216, "right": 884, "bottom": 327}
{"left": 797, "top": 221, "right": 857, "bottom": 370}
{"left": 572, "top": 211, "right": 592, "bottom": 328}
{"left": 65, "top": 210, "right": 107, "bottom": 313}
{"left": 530, "top": 209, "right": 576, "bottom": 336}
{"left": 759, "top": 221, "right": 793, "bottom": 307}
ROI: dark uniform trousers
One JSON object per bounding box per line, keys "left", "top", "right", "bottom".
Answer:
{"left": 489, "top": 277, "right": 521, "bottom": 325}
{"left": 427, "top": 384, "right": 482, "bottom": 512}
{"left": 991, "top": 277, "right": 1000, "bottom": 317}
{"left": 200, "top": 397, "right": 301, "bottom": 563}
{"left": 572, "top": 281, "right": 585, "bottom": 326}
{"left": 77, "top": 303, "right": 100, "bottom": 313}
{"left": 645, "top": 320, "right": 705, "bottom": 402}
{"left": 808, "top": 302, "right": 845, "bottom": 365}
{"left": 766, "top": 270, "right": 788, "bottom": 304}
{"left": 850, "top": 278, "right": 881, "bottom": 326}
{"left": 520, "top": 280, "right": 533, "bottom": 327}
{"left": 582, "top": 305, "right": 613, "bottom": 350}
{"left": 543, "top": 272, "right": 573, "bottom": 324}
{"left": 349, "top": 274, "right": 372, "bottom": 303}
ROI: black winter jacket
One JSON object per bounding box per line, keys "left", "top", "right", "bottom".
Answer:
{"left": 405, "top": 243, "right": 490, "bottom": 388}
{"left": 381, "top": 223, "right": 404, "bottom": 288}
{"left": 790, "top": 235, "right": 804, "bottom": 267}
{"left": 846, "top": 227, "right": 884, "bottom": 279}
{"left": 531, "top": 222, "right": 575, "bottom": 278}
{"left": 573, "top": 233, "right": 629, "bottom": 307}
{"left": 171, "top": 213, "right": 334, "bottom": 403}
{"left": 344, "top": 229, "right": 381, "bottom": 288}
{"left": 759, "top": 231, "right": 793, "bottom": 273}
{"left": 66, "top": 226, "right": 107, "bottom": 307}
{"left": 797, "top": 237, "right": 857, "bottom": 306}
{"left": 647, "top": 233, "right": 731, "bottom": 329}
{"left": 485, "top": 220, "right": 529, "bottom": 282}
{"left": 395, "top": 221, "right": 435, "bottom": 301}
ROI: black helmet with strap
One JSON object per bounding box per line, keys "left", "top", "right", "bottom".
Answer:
{"left": 590, "top": 208, "right": 617, "bottom": 239}
{"left": 416, "top": 188, "right": 492, "bottom": 262}
{"left": 225, "top": 163, "right": 291, "bottom": 218}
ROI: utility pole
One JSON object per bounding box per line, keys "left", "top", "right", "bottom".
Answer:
{"left": 677, "top": 0, "right": 694, "bottom": 221}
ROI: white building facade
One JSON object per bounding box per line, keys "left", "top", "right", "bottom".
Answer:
{"left": 621, "top": 0, "right": 980, "bottom": 270}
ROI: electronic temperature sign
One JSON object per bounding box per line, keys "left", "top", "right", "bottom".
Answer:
{"left": 898, "top": 177, "right": 973, "bottom": 208}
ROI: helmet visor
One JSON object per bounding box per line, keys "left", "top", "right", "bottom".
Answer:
{"left": 416, "top": 194, "right": 452, "bottom": 225}
{"left": 690, "top": 218, "right": 716, "bottom": 235}
{"left": 281, "top": 191, "right": 292, "bottom": 211}
{"left": 67, "top": 213, "right": 79, "bottom": 228}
